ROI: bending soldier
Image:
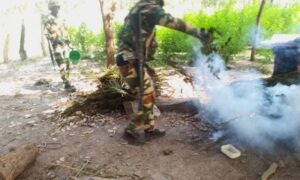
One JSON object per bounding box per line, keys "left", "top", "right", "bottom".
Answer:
{"left": 43, "top": 0, "right": 76, "bottom": 92}
{"left": 117, "top": 0, "right": 210, "bottom": 142}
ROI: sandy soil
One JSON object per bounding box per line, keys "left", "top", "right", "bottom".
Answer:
{"left": 0, "top": 59, "right": 300, "bottom": 180}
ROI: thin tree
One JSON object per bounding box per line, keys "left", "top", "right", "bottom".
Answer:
{"left": 40, "top": 15, "right": 48, "bottom": 57}
{"left": 250, "top": 0, "right": 266, "bottom": 61}
{"left": 19, "top": 20, "right": 27, "bottom": 60}
{"left": 99, "top": 0, "right": 116, "bottom": 67}
{"left": 3, "top": 33, "right": 10, "bottom": 63}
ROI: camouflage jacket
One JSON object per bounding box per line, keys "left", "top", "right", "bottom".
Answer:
{"left": 43, "top": 14, "right": 69, "bottom": 46}
{"left": 117, "top": 0, "right": 199, "bottom": 61}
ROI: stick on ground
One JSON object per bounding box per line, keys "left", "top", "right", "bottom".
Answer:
{"left": 0, "top": 143, "right": 38, "bottom": 180}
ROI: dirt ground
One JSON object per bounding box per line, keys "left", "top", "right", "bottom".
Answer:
{"left": 1, "top": 59, "right": 300, "bottom": 180}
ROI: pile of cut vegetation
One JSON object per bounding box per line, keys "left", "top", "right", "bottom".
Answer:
{"left": 63, "top": 67, "right": 133, "bottom": 116}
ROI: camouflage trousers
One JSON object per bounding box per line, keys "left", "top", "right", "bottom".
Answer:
{"left": 53, "top": 45, "right": 70, "bottom": 85}
{"left": 121, "top": 63, "right": 156, "bottom": 133}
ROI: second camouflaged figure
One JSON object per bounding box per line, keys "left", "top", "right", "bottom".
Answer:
{"left": 116, "top": 0, "right": 210, "bottom": 142}
{"left": 43, "top": 0, "right": 76, "bottom": 92}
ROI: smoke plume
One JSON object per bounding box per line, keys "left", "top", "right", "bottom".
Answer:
{"left": 194, "top": 53, "right": 300, "bottom": 152}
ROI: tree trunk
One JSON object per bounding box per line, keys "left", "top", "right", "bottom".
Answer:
{"left": 99, "top": 0, "right": 116, "bottom": 67}
{"left": 250, "top": 0, "right": 266, "bottom": 61}
{"left": 3, "top": 33, "right": 10, "bottom": 63}
{"left": 19, "top": 21, "right": 27, "bottom": 61}
{"left": 0, "top": 144, "right": 38, "bottom": 180}
{"left": 40, "top": 15, "right": 48, "bottom": 57}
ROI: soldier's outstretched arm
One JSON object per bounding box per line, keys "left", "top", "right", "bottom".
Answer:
{"left": 157, "top": 8, "right": 212, "bottom": 52}
{"left": 155, "top": 9, "right": 209, "bottom": 43}
{"left": 158, "top": 13, "right": 198, "bottom": 37}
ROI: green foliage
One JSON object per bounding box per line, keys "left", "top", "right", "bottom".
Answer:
{"left": 114, "top": 22, "right": 123, "bottom": 41}
{"left": 255, "top": 49, "right": 273, "bottom": 63}
{"left": 68, "top": 22, "right": 123, "bottom": 63}
{"left": 68, "top": 23, "right": 105, "bottom": 60}
{"left": 184, "top": 2, "right": 257, "bottom": 62}
{"left": 68, "top": 2, "right": 299, "bottom": 66}
{"left": 155, "top": 27, "right": 199, "bottom": 64}
{"left": 261, "top": 4, "right": 300, "bottom": 37}
{"left": 156, "top": 1, "right": 300, "bottom": 64}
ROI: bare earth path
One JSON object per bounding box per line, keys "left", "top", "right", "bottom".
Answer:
{"left": 0, "top": 59, "right": 299, "bottom": 180}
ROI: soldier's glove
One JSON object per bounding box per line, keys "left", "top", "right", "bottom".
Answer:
{"left": 196, "top": 28, "right": 214, "bottom": 55}
{"left": 196, "top": 28, "right": 212, "bottom": 45}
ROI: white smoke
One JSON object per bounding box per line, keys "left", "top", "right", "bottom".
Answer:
{"left": 194, "top": 53, "right": 300, "bottom": 151}
{"left": 249, "top": 26, "right": 266, "bottom": 47}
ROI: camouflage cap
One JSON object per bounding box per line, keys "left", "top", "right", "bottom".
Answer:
{"left": 48, "top": 0, "right": 60, "bottom": 9}
{"left": 142, "top": 0, "right": 164, "bottom": 6}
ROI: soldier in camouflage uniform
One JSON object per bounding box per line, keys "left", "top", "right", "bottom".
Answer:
{"left": 117, "top": 0, "right": 210, "bottom": 141}
{"left": 44, "top": 0, "right": 76, "bottom": 92}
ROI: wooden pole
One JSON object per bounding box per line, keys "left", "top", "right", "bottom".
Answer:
{"left": 250, "top": 0, "right": 266, "bottom": 61}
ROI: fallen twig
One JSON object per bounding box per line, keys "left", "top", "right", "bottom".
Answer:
{"left": 261, "top": 163, "right": 278, "bottom": 180}
{"left": 199, "top": 135, "right": 227, "bottom": 151}
{"left": 75, "top": 161, "right": 89, "bottom": 177}
{"left": 217, "top": 117, "right": 239, "bottom": 129}
{"left": 1, "top": 138, "right": 16, "bottom": 147}
{"left": 48, "top": 163, "right": 82, "bottom": 172}
{"left": 37, "top": 142, "right": 64, "bottom": 150}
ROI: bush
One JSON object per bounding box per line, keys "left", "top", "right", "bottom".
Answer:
{"left": 155, "top": 27, "right": 199, "bottom": 64}
{"left": 68, "top": 22, "right": 124, "bottom": 63}
{"left": 68, "top": 23, "right": 105, "bottom": 60}
{"left": 156, "top": 1, "right": 300, "bottom": 64}
{"left": 186, "top": 3, "right": 257, "bottom": 62}
{"left": 261, "top": 4, "right": 300, "bottom": 37}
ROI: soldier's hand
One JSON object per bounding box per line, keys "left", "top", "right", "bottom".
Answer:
{"left": 196, "top": 28, "right": 212, "bottom": 45}
{"left": 196, "top": 28, "right": 215, "bottom": 55}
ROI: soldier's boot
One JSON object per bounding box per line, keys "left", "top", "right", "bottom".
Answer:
{"left": 64, "top": 82, "right": 76, "bottom": 92}
{"left": 123, "top": 130, "right": 145, "bottom": 145}
{"left": 144, "top": 129, "right": 166, "bottom": 140}
{"left": 123, "top": 122, "right": 144, "bottom": 145}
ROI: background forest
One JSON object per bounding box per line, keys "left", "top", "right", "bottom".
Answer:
{"left": 0, "top": 0, "right": 299, "bottom": 66}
